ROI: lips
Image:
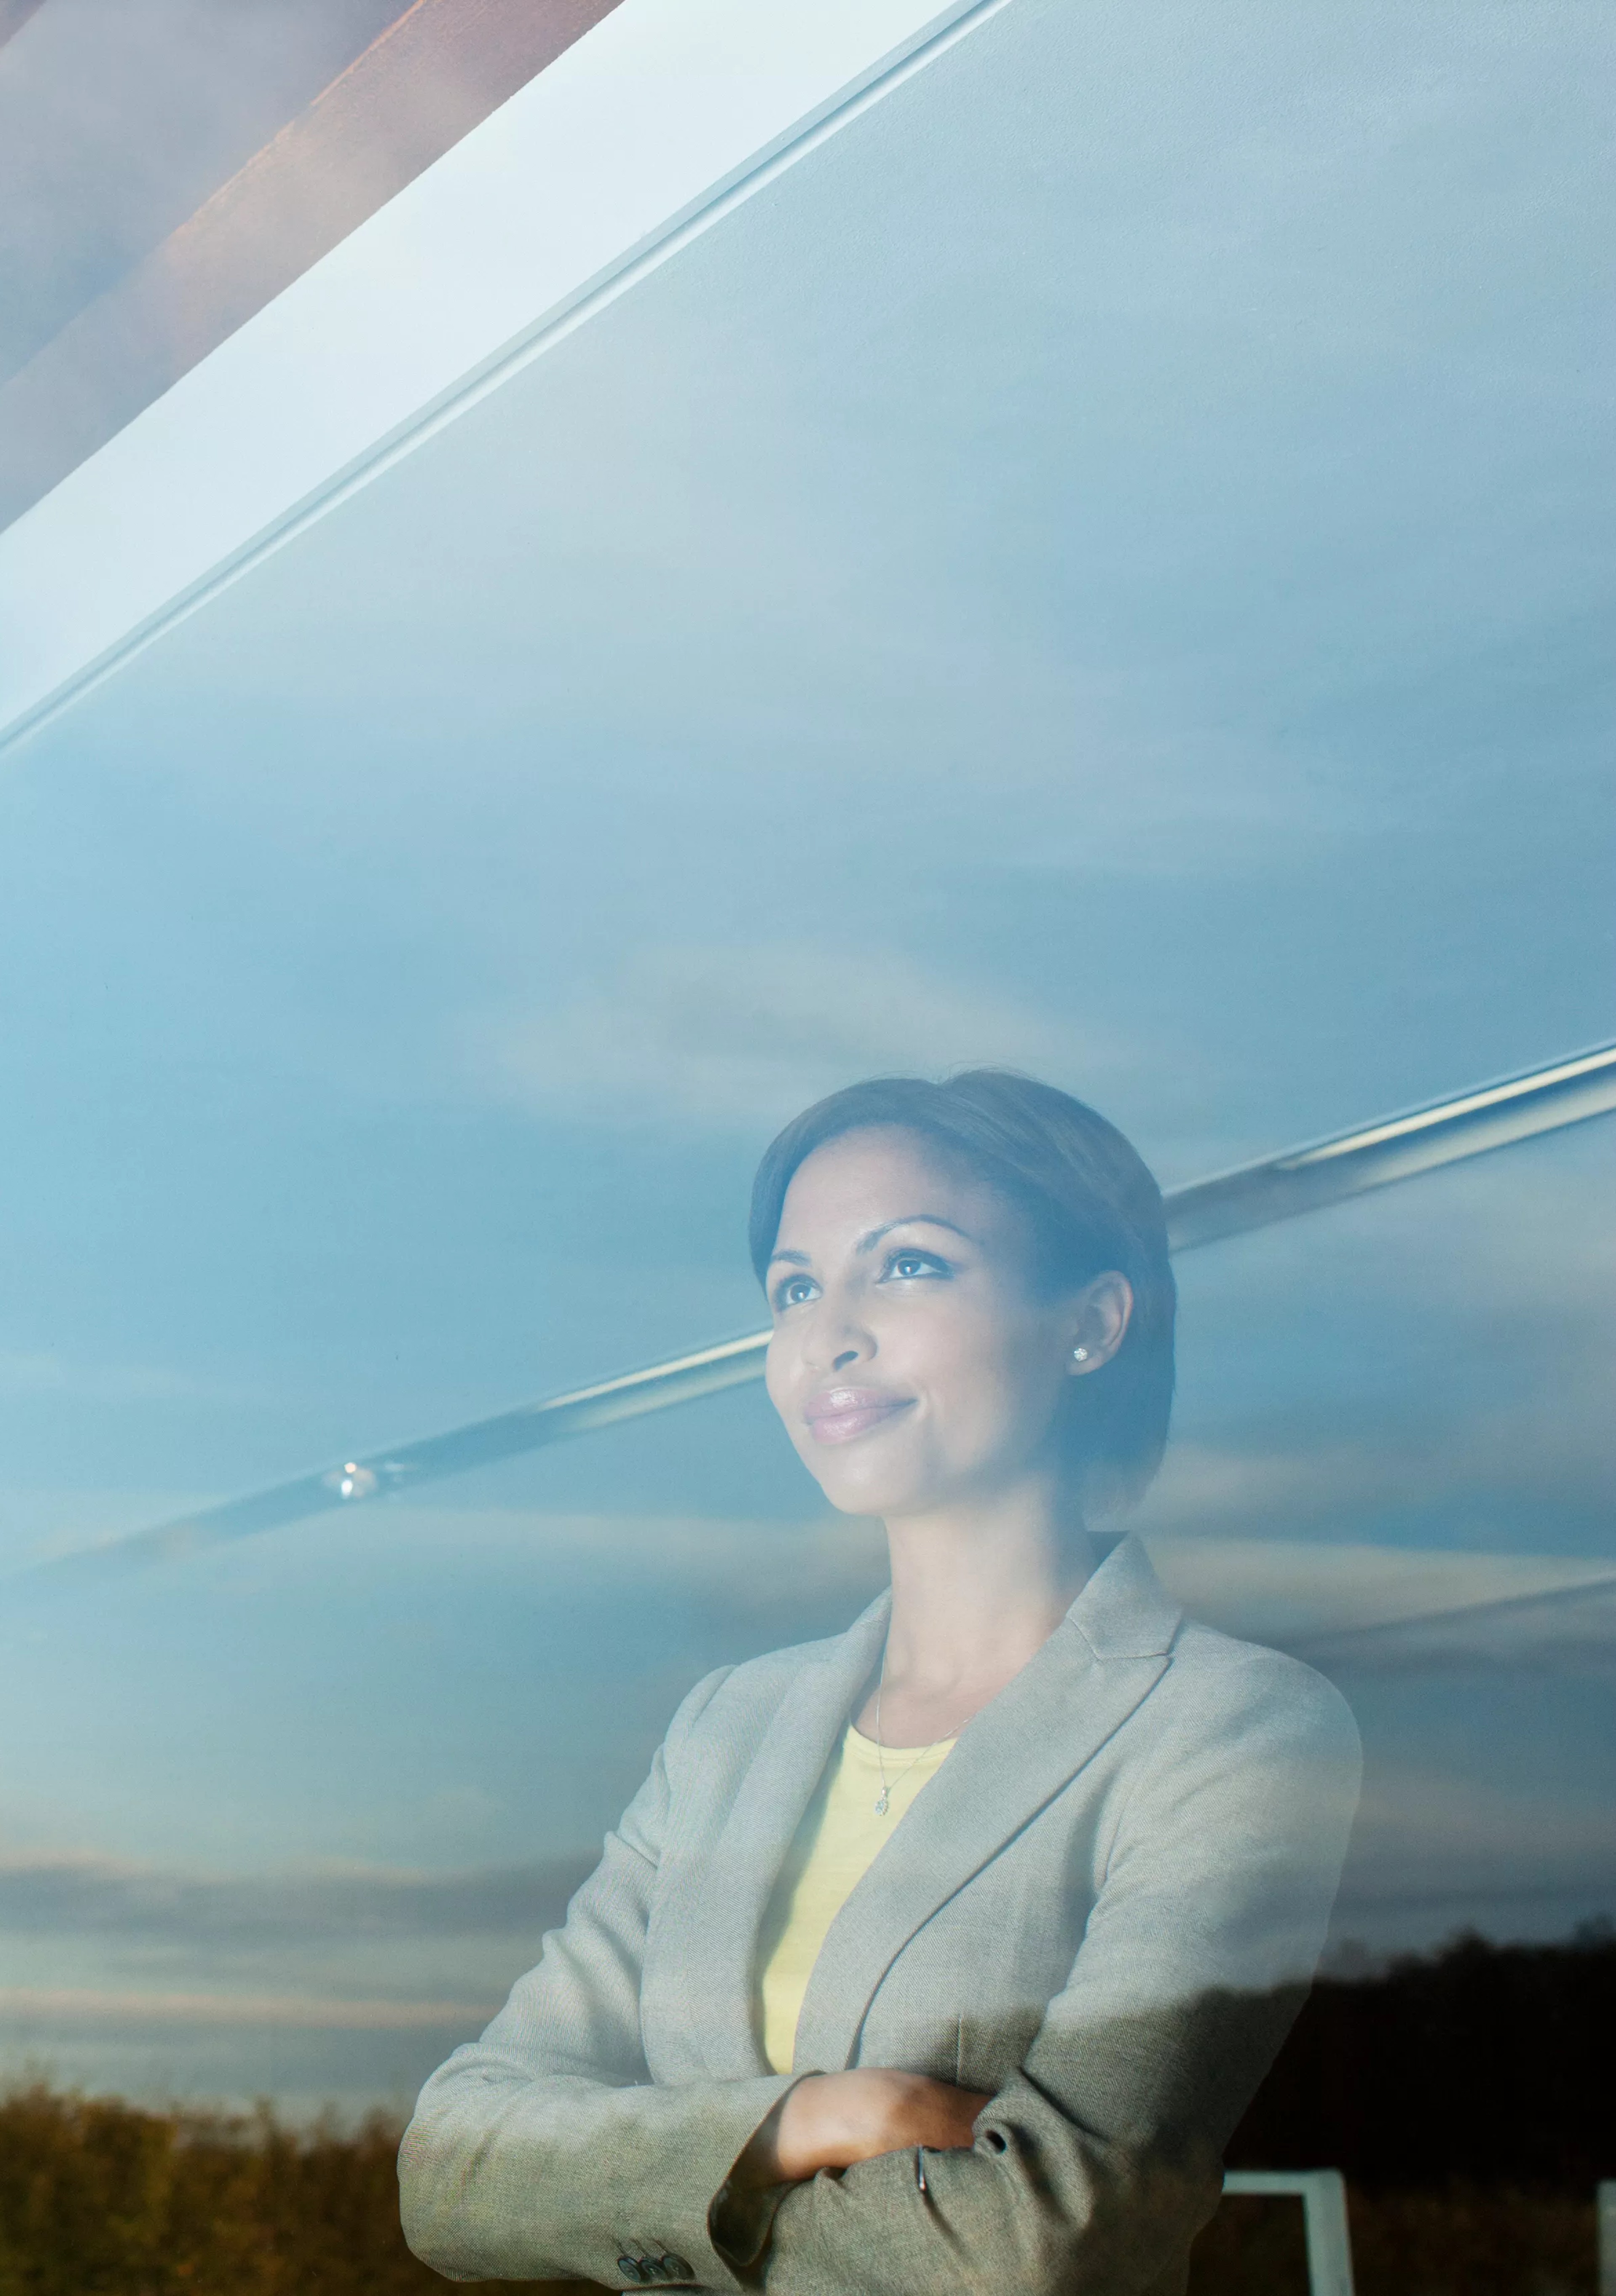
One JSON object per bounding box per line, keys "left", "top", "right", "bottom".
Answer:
{"left": 803, "top": 1387, "right": 913, "bottom": 1446}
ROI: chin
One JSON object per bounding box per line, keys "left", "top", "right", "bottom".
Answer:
{"left": 802, "top": 1451, "right": 940, "bottom": 1522}
{"left": 798, "top": 1452, "right": 895, "bottom": 1518}
{"left": 809, "top": 1471, "right": 896, "bottom": 1519}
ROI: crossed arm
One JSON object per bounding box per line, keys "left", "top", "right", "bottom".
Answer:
{"left": 399, "top": 1660, "right": 1360, "bottom": 2293}
{"left": 739, "top": 2067, "right": 989, "bottom": 2184}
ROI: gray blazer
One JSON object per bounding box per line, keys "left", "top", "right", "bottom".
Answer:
{"left": 399, "top": 1535, "right": 1360, "bottom": 2295}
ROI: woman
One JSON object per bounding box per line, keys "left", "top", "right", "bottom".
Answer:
{"left": 400, "top": 1072, "right": 1360, "bottom": 2294}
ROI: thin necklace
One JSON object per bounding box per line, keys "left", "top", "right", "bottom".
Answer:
{"left": 869, "top": 1645, "right": 973, "bottom": 1817}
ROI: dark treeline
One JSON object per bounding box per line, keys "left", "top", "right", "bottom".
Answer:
{"left": 0, "top": 1933, "right": 1608, "bottom": 2293}
{"left": 1230, "top": 1924, "right": 1616, "bottom": 2190}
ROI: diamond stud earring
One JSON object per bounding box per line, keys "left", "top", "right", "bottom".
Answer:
{"left": 1072, "top": 1346, "right": 1089, "bottom": 1363}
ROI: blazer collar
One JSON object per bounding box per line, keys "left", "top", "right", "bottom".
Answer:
{"left": 687, "top": 1533, "right": 1183, "bottom": 2079}
{"left": 794, "top": 1532, "right": 1183, "bottom": 2073}
{"left": 1070, "top": 1529, "right": 1183, "bottom": 1659}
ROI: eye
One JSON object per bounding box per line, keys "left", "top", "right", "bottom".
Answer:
{"left": 882, "top": 1249, "right": 949, "bottom": 1282}
{"left": 771, "top": 1273, "right": 819, "bottom": 1313}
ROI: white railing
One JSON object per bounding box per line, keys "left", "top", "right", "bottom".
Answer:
{"left": 1228, "top": 2171, "right": 1616, "bottom": 2296}
{"left": 1223, "top": 2170, "right": 1355, "bottom": 2296}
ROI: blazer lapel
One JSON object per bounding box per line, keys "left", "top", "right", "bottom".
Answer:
{"left": 792, "top": 1535, "right": 1183, "bottom": 2074}
{"left": 689, "top": 1592, "right": 890, "bottom": 2078}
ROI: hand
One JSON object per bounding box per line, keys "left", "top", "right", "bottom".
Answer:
{"left": 742, "top": 2070, "right": 992, "bottom": 2185}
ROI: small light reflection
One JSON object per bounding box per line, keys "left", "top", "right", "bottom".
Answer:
{"left": 322, "top": 1462, "right": 378, "bottom": 1501}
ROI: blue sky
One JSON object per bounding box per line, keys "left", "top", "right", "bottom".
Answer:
{"left": 0, "top": 0, "right": 1611, "bottom": 2112}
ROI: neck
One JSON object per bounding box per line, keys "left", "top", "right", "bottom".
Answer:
{"left": 876, "top": 1471, "right": 1100, "bottom": 1715}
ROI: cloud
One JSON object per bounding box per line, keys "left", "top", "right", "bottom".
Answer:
{"left": 1134, "top": 1379, "right": 1616, "bottom": 1552}
{"left": 0, "top": 1351, "right": 251, "bottom": 1405}
{"left": 1338, "top": 1765, "right": 1616, "bottom": 1911}
{"left": 378, "top": 1508, "right": 1616, "bottom": 1671}
{"left": 1146, "top": 1534, "right": 1616, "bottom": 1662}
{"left": 0, "top": 1988, "right": 489, "bottom": 2029}
{"left": 0, "top": 1845, "right": 592, "bottom": 1945}
{"left": 0, "top": 1840, "right": 595, "bottom": 2022}
{"left": 374, "top": 1505, "right": 889, "bottom": 1614}
{"left": 470, "top": 942, "right": 1110, "bottom": 1131}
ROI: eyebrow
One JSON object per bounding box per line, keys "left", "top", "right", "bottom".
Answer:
{"left": 856, "top": 1213, "right": 975, "bottom": 1253}
{"left": 766, "top": 1213, "right": 975, "bottom": 1271}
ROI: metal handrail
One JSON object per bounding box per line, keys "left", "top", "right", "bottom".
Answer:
{"left": 15, "top": 1038, "right": 1614, "bottom": 1589}
{"left": 1164, "top": 1040, "right": 1616, "bottom": 1250}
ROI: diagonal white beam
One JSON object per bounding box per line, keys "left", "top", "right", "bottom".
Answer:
{"left": 15, "top": 1038, "right": 1614, "bottom": 1588}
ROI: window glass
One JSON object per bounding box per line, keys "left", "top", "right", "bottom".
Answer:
{"left": 4, "top": 1120, "right": 1610, "bottom": 2120}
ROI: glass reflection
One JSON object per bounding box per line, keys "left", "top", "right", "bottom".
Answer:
{"left": 399, "top": 1075, "right": 1361, "bottom": 2291}
{"left": 1, "top": 1100, "right": 1610, "bottom": 2294}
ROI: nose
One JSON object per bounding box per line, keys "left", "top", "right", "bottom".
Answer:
{"left": 800, "top": 1291, "right": 875, "bottom": 1376}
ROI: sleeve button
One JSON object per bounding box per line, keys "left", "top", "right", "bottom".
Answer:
{"left": 660, "top": 2258, "right": 694, "bottom": 2282}
{"left": 617, "top": 2258, "right": 646, "bottom": 2283}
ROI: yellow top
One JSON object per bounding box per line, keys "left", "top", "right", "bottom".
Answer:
{"left": 755, "top": 1722, "right": 956, "bottom": 2076}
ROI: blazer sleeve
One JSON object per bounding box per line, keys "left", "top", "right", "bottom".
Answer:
{"left": 398, "top": 1666, "right": 799, "bottom": 2289}
{"left": 716, "top": 1647, "right": 1362, "bottom": 2296}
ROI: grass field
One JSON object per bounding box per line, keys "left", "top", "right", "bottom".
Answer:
{"left": 1, "top": 1933, "right": 1609, "bottom": 2293}
{"left": 0, "top": 2084, "right": 1600, "bottom": 2296}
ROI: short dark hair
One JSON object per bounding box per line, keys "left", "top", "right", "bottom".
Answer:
{"left": 749, "top": 1070, "right": 1175, "bottom": 1509}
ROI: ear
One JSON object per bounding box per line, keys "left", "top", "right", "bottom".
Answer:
{"left": 1067, "top": 1271, "right": 1134, "bottom": 1375}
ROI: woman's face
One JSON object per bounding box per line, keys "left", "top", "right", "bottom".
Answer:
{"left": 763, "top": 1125, "right": 1130, "bottom": 1521}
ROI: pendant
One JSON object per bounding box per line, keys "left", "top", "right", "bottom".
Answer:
{"left": 873, "top": 1789, "right": 890, "bottom": 1816}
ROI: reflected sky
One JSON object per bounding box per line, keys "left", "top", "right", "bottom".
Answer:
{"left": 0, "top": 0, "right": 1611, "bottom": 2109}
{"left": 2, "top": 1138, "right": 1611, "bottom": 2113}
